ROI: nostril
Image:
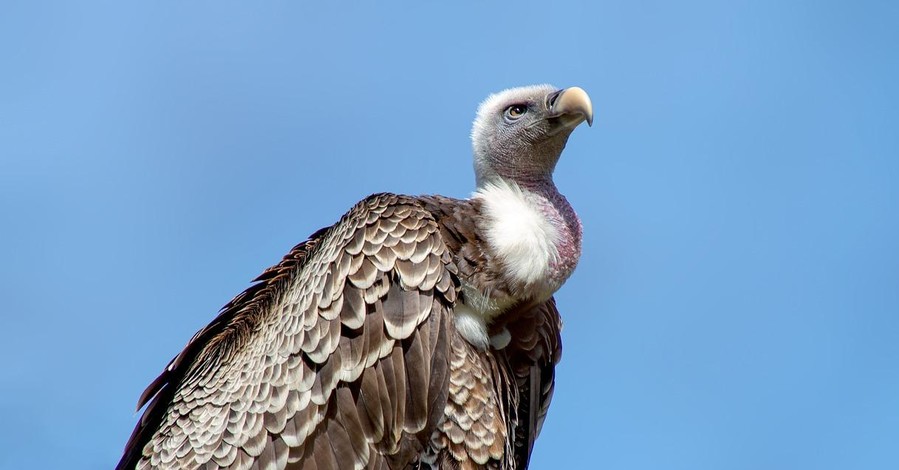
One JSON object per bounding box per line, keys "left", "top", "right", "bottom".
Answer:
{"left": 547, "top": 90, "right": 563, "bottom": 109}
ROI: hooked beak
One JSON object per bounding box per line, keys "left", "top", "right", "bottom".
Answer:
{"left": 547, "top": 86, "right": 594, "bottom": 128}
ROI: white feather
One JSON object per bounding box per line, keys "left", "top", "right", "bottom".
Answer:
{"left": 454, "top": 303, "right": 489, "bottom": 349}
{"left": 475, "top": 179, "right": 559, "bottom": 287}
{"left": 489, "top": 328, "right": 512, "bottom": 350}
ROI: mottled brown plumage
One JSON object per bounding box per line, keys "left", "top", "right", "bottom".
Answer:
{"left": 118, "top": 85, "right": 592, "bottom": 469}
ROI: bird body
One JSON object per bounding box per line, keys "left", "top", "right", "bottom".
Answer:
{"left": 118, "top": 85, "right": 593, "bottom": 469}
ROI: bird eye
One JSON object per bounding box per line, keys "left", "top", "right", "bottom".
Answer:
{"left": 504, "top": 104, "right": 528, "bottom": 120}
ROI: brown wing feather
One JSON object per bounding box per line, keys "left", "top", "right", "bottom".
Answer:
{"left": 117, "top": 193, "right": 458, "bottom": 470}
{"left": 498, "top": 298, "right": 563, "bottom": 468}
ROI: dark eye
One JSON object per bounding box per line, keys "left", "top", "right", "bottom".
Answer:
{"left": 504, "top": 104, "right": 527, "bottom": 120}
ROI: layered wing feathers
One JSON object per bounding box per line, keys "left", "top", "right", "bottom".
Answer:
{"left": 118, "top": 194, "right": 457, "bottom": 470}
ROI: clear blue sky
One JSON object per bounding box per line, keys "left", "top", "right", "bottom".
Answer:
{"left": 1, "top": 2, "right": 897, "bottom": 469}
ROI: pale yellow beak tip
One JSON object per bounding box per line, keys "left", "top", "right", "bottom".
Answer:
{"left": 559, "top": 86, "right": 593, "bottom": 127}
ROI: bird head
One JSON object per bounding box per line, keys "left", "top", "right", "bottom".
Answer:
{"left": 471, "top": 84, "right": 593, "bottom": 188}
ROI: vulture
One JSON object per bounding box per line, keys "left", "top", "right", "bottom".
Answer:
{"left": 117, "top": 84, "right": 593, "bottom": 470}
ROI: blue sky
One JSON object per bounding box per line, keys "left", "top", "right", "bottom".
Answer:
{"left": 1, "top": 1, "right": 897, "bottom": 469}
